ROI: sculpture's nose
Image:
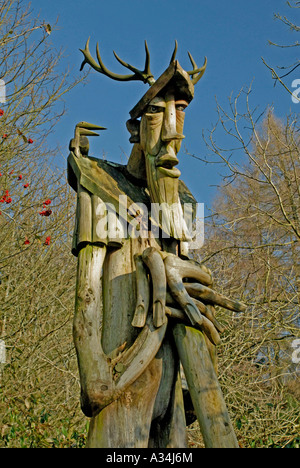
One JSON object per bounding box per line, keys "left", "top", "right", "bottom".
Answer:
{"left": 161, "top": 92, "right": 185, "bottom": 143}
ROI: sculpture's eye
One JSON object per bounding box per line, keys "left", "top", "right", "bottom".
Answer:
{"left": 176, "top": 104, "right": 187, "bottom": 112}
{"left": 147, "top": 105, "right": 163, "bottom": 114}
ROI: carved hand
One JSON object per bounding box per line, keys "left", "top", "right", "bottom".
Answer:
{"left": 164, "top": 254, "right": 246, "bottom": 345}
{"left": 132, "top": 248, "right": 246, "bottom": 346}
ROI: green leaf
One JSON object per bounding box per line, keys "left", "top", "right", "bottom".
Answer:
{"left": 235, "top": 418, "right": 242, "bottom": 430}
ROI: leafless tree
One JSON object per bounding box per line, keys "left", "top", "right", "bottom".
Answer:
{"left": 187, "top": 89, "right": 300, "bottom": 447}
{"left": 0, "top": 0, "right": 86, "bottom": 447}
{"left": 263, "top": 0, "right": 300, "bottom": 99}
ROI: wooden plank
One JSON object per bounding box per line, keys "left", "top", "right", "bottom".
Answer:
{"left": 172, "top": 323, "right": 239, "bottom": 448}
{"left": 77, "top": 184, "right": 92, "bottom": 245}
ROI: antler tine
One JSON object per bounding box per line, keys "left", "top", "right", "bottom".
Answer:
{"left": 96, "top": 43, "right": 135, "bottom": 82}
{"left": 80, "top": 37, "right": 134, "bottom": 80}
{"left": 144, "top": 40, "right": 153, "bottom": 81}
{"left": 80, "top": 37, "right": 155, "bottom": 85}
{"left": 113, "top": 40, "right": 155, "bottom": 85}
{"left": 187, "top": 51, "right": 208, "bottom": 85}
{"left": 80, "top": 37, "right": 102, "bottom": 72}
{"left": 170, "top": 40, "right": 178, "bottom": 63}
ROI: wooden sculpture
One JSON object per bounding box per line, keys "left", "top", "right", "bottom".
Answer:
{"left": 67, "top": 40, "right": 246, "bottom": 448}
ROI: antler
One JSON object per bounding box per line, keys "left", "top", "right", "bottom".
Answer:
{"left": 169, "top": 41, "right": 207, "bottom": 85}
{"left": 170, "top": 40, "right": 178, "bottom": 63}
{"left": 80, "top": 38, "right": 155, "bottom": 86}
{"left": 187, "top": 51, "right": 207, "bottom": 85}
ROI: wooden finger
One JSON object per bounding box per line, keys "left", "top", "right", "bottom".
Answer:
{"left": 131, "top": 254, "right": 150, "bottom": 328}
{"left": 142, "top": 247, "right": 167, "bottom": 328}
{"left": 193, "top": 299, "right": 225, "bottom": 333}
{"left": 185, "top": 283, "right": 246, "bottom": 313}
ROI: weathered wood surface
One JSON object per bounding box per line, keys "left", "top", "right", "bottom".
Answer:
{"left": 129, "top": 61, "right": 194, "bottom": 120}
{"left": 87, "top": 340, "right": 187, "bottom": 449}
{"left": 185, "top": 282, "right": 247, "bottom": 313}
{"left": 164, "top": 254, "right": 211, "bottom": 327}
{"left": 69, "top": 39, "right": 243, "bottom": 449}
{"left": 74, "top": 242, "right": 167, "bottom": 419}
{"left": 172, "top": 323, "right": 239, "bottom": 448}
{"left": 142, "top": 247, "right": 167, "bottom": 328}
{"left": 67, "top": 152, "right": 197, "bottom": 233}
{"left": 72, "top": 174, "right": 241, "bottom": 447}
{"left": 77, "top": 184, "right": 92, "bottom": 246}
{"left": 131, "top": 254, "right": 150, "bottom": 328}
{"left": 74, "top": 233, "right": 240, "bottom": 447}
{"left": 86, "top": 357, "right": 162, "bottom": 448}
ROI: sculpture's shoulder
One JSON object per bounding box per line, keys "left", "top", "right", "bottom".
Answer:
{"left": 67, "top": 152, "right": 198, "bottom": 257}
{"left": 67, "top": 152, "right": 197, "bottom": 212}
{"left": 67, "top": 152, "right": 150, "bottom": 208}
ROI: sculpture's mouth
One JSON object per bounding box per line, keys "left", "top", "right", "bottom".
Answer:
{"left": 156, "top": 153, "right": 181, "bottom": 178}
{"left": 157, "top": 166, "right": 181, "bottom": 178}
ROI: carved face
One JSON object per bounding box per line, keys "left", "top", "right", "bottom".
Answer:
{"left": 139, "top": 90, "right": 190, "bottom": 239}
{"left": 140, "top": 91, "right": 187, "bottom": 204}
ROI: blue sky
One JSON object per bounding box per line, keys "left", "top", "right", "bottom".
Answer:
{"left": 29, "top": 0, "right": 299, "bottom": 210}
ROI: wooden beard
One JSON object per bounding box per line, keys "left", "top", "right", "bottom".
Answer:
{"left": 141, "top": 109, "right": 191, "bottom": 241}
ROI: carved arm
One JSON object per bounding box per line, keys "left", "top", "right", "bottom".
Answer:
{"left": 74, "top": 243, "right": 167, "bottom": 417}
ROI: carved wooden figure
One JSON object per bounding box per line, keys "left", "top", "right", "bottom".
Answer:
{"left": 67, "top": 40, "right": 246, "bottom": 448}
